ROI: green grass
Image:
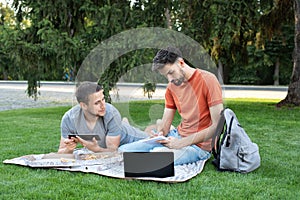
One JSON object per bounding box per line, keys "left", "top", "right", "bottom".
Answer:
{"left": 0, "top": 99, "right": 299, "bottom": 200}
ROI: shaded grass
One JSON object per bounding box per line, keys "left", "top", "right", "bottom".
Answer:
{"left": 0, "top": 99, "right": 299, "bottom": 199}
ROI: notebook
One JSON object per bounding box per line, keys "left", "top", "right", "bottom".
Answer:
{"left": 123, "top": 152, "right": 175, "bottom": 178}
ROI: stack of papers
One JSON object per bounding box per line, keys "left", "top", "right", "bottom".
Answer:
{"left": 138, "top": 136, "right": 168, "bottom": 144}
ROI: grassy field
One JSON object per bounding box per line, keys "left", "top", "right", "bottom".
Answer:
{"left": 0, "top": 99, "right": 299, "bottom": 199}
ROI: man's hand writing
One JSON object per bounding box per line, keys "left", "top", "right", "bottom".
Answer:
{"left": 158, "top": 136, "right": 183, "bottom": 149}
{"left": 150, "top": 129, "right": 164, "bottom": 138}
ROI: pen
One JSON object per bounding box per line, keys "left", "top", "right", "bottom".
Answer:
{"left": 151, "top": 129, "right": 162, "bottom": 136}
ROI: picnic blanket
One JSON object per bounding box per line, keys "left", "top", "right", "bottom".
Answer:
{"left": 3, "top": 151, "right": 207, "bottom": 183}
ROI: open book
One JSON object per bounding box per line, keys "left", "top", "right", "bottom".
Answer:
{"left": 137, "top": 135, "right": 168, "bottom": 144}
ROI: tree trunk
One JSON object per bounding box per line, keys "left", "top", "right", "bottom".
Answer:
{"left": 274, "top": 57, "right": 280, "bottom": 86}
{"left": 218, "top": 60, "right": 224, "bottom": 84}
{"left": 165, "top": 8, "right": 172, "bottom": 29}
{"left": 277, "top": 0, "right": 300, "bottom": 107}
{"left": 2, "top": 70, "right": 8, "bottom": 80}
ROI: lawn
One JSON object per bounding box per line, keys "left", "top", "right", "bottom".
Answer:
{"left": 0, "top": 99, "right": 299, "bottom": 200}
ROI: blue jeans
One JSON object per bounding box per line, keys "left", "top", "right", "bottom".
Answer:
{"left": 118, "top": 129, "right": 211, "bottom": 165}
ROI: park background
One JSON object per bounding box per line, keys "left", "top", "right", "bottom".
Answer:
{"left": 0, "top": 1, "right": 299, "bottom": 199}
{"left": 0, "top": 0, "right": 299, "bottom": 107}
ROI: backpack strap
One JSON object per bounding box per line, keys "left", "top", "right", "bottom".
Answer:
{"left": 224, "top": 116, "right": 234, "bottom": 147}
{"left": 211, "top": 108, "right": 226, "bottom": 157}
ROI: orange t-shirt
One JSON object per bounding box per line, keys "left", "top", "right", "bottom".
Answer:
{"left": 165, "top": 69, "right": 223, "bottom": 151}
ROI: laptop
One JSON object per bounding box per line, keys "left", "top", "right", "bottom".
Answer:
{"left": 123, "top": 152, "right": 175, "bottom": 178}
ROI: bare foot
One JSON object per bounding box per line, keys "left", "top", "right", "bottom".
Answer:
{"left": 122, "top": 117, "right": 129, "bottom": 124}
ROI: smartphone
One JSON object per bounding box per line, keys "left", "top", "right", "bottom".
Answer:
{"left": 68, "top": 134, "right": 78, "bottom": 139}
{"left": 68, "top": 134, "right": 101, "bottom": 141}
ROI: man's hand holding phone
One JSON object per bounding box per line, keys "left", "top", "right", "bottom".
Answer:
{"left": 63, "top": 135, "right": 79, "bottom": 152}
{"left": 66, "top": 134, "right": 101, "bottom": 152}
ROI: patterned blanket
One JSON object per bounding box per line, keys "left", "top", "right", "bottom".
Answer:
{"left": 3, "top": 151, "right": 207, "bottom": 183}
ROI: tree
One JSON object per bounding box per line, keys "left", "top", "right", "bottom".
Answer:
{"left": 2, "top": 0, "right": 296, "bottom": 103}
{"left": 8, "top": 0, "right": 93, "bottom": 99}
{"left": 7, "top": 0, "right": 170, "bottom": 101}
{"left": 96, "top": 0, "right": 172, "bottom": 102}
{"left": 260, "top": 0, "right": 300, "bottom": 106}
{"left": 0, "top": 3, "right": 17, "bottom": 80}
{"left": 278, "top": 0, "right": 300, "bottom": 106}
{"left": 204, "top": 1, "right": 261, "bottom": 83}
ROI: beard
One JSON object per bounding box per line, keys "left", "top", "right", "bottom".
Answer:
{"left": 171, "top": 69, "right": 186, "bottom": 86}
{"left": 171, "top": 77, "right": 185, "bottom": 86}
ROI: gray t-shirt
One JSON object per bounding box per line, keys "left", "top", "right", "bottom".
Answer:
{"left": 61, "top": 103, "right": 148, "bottom": 148}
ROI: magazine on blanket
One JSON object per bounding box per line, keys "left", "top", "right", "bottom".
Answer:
{"left": 137, "top": 136, "right": 168, "bottom": 144}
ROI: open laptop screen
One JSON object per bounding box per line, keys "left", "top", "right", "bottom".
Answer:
{"left": 123, "top": 152, "right": 174, "bottom": 178}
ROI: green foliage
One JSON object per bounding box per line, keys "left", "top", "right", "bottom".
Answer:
{"left": 143, "top": 81, "right": 156, "bottom": 99}
{"left": 0, "top": 1, "right": 296, "bottom": 100}
{"left": 98, "top": 48, "right": 159, "bottom": 102}
{"left": 246, "top": 23, "right": 294, "bottom": 85}
{"left": 207, "top": 0, "right": 263, "bottom": 84}
{"left": 0, "top": 4, "right": 18, "bottom": 80}
{"left": 0, "top": 99, "right": 300, "bottom": 199}
{"left": 230, "top": 32, "right": 294, "bottom": 86}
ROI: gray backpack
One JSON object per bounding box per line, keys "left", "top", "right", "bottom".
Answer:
{"left": 211, "top": 108, "right": 261, "bottom": 173}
